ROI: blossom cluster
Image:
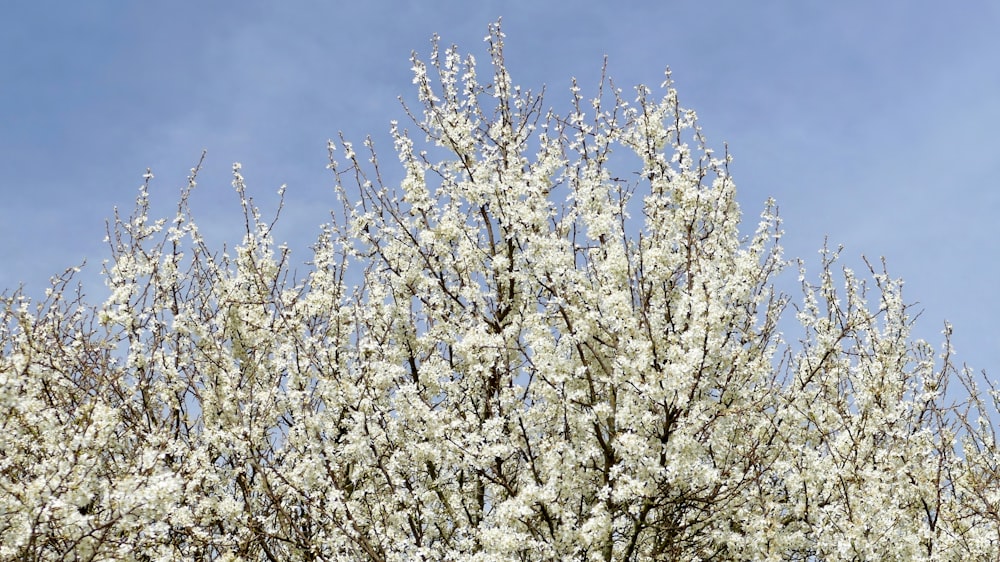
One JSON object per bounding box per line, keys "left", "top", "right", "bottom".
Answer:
{"left": 2, "top": 21, "right": 998, "bottom": 561}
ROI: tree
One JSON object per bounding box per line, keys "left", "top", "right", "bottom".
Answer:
{"left": 2, "top": 21, "right": 999, "bottom": 561}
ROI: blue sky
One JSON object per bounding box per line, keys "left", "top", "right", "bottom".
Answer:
{"left": 2, "top": 2, "right": 998, "bottom": 374}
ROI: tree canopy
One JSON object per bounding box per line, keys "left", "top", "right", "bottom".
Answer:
{"left": 2, "top": 22, "right": 999, "bottom": 561}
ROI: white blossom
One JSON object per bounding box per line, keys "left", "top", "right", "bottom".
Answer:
{"left": 0, "top": 20, "right": 996, "bottom": 561}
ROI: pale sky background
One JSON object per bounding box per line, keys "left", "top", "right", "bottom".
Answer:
{"left": 2, "top": 2, "right": 998, "bottom": 375}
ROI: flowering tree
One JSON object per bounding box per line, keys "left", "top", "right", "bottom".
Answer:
{"left": 2, "top": 22, "right": 1000, "bottom": 561}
